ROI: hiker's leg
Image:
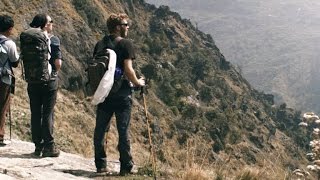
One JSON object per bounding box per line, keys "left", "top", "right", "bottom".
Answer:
{"left": 0, "top": 82, "right": 11, "bottom": 140}
{"left": 41, "top": 87, "right": 57, "bottom": 146}
{"left": 94, "top": 101, "right": 114, "bottom": 169}
{"left": 115, "top": 96, "right": 133, "bottom": 170}
{"left": 40, "top": 82, "right": 61, "bottom": 157}
{"left": 27, "top": 84, "right": 43, "bottom": 145}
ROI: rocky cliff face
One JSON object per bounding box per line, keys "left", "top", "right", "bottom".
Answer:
{"left": 0, "top": 0, "right": 309, "bottom": 178}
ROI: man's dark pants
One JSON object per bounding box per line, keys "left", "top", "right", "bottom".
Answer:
{"left": 27, "top": 81, "right": 57, "bottom": 148}
{"left": 94, "top": 95, "right": 133, "bottom": 170}
{"left": 0, "top": 81, "right": 11, "bottom": 141}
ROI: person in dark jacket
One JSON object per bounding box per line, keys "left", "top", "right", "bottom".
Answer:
{"left": 93, "top": 13, "right": 145, "bottom": 175}
{"left": 25, "top": 14, "right": 62, "bottom": 157}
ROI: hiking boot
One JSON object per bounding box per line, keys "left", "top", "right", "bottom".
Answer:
{"left": 96, "top": 168, "right": 108, "bottom": 173}
{"left": 119, "top": 161, "right": 133, "bottom": 176}
{"left": 0, "top": 138, "right": 5, "bottom": 146}
{"left": 119, "top": 169, "right": 131, "bottom": 176}
{"left": 42, "top": 144, "right": 60, "bottom": 157}
{"left": 33, "top": 143, "right": 44, "bottom": 156}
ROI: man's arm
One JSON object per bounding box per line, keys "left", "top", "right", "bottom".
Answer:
{"left": 124, "top": 59, "right": 145, "bottom": 87}
{"left": 54, "top": 59, "right": 62, "bottom": 71}
{"left": 50, "top": 36, "right": 63, "bottom": 71}
{"left": 7, "top": 40, "right": 19, "bottom": 67}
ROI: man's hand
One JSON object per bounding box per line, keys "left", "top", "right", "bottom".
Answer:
{"left": 137, "top": 77, "right": 145, "bottom": 86}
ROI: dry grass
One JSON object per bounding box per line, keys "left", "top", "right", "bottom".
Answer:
{"left": 235, "top": 168, "right": 262, "bottom": 180}
{"left": 176, "top": 138, "right": 213, "bottom": 180}
{"left": 150, "top": 132, "right": 299, "bottom": 179}
{"left": 229, "top": 149, "right": 292, "bottom": 179}
{"left": 182, "top": 167, "right": 210, "bottom": 180}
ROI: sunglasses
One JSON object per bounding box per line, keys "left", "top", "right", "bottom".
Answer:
{"left": 119, "top": 23, "right": 129, "bottom": 27}
{"left": 49, "top": 20, "right": 54, "bottom": 23}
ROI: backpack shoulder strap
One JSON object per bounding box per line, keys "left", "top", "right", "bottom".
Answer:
{"left": 0, "top": 37, "right": 9, "bottom": 45}
{"left": 103, "top": 35, "right": 114, "bottom": 49}
{"left": 93, "top": 35, "right": 122, "bottom": 59}
{"left": 105, "top": 35, "right": 122, "bottom": 49}
{"left": 0, "top": 37, "right": 10, "bottom": 67}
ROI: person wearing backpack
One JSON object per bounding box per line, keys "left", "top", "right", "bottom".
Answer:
{"left": 20, "top": 14, "right": 61, "bottom": 157}
{"left": 93, "top": 13, "right": 145, "bottom": 175}
{"left": 0, "top": 15, "right": 19, "bottom": 146}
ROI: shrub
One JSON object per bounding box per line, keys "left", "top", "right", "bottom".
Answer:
{"left": 205, "top": 110, "right": 217, "bottom": 122}
{"left": 199, "top": 85, "right": 214, "bottom": 103}
{"left": 181, "top": 104, "right": 199, "bottom": 119}
{"left": 170, "top": 106, "right": 180, "bottom": 116}
{"left": 229, "top": 128, "right": 241, "bottom": 144}
{"left": 72, "top": 0, "right": 103, "bottom": 28}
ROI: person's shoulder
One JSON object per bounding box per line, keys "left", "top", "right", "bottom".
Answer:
{"left": 95, "top": 39, "right": 105, "bottom": 49}
{"left": 120, "top": 38, "right": 132, "bottom": 43}
{"left": 3, "top": 39, "right": 17, "bottom": 48}
{"left": 50, "top": 35, "right": 60, "bottom": 45}
{"left": 97, "top": 38, "right": 105, "bottom": 44}
{"left": 23, "top": 27, "right": 44, "bottom": 35}
{"left": 119, "top": 38, "right": 133, "bottom": 47}
{"left": 95, "top": 36, "right": 110, "bottom": 49}
{"left": 50, "top": 35, "right": 60, "bottom": 41}
{"left": 0, "top": 35, "right": 10, "bottom": 43}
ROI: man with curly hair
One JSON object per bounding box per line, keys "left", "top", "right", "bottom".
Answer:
{"left": 93, "top": 13, "right": 145, "bottom": 175}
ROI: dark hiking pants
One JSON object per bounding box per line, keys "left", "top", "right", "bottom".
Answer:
{"left": 27, "top": 82, "right": 57, "bottom": 148}
{"left": 94, "top": 95, "right": 133, "bottom": 169}
{"left": 0, "top": 82, "right": 11, "bottom": 140}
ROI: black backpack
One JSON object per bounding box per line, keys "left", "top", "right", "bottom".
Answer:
{"left": 87, "top": 49, "right": 111, "bottom": 96}
{"left": 86, "top": 36, "right": 124, "bottom": 96}
{"left": 20, "top": 28, "right": 50, "bottom": 83}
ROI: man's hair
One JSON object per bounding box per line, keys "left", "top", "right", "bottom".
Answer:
{"left": 0, "top": 15, "right": 14, "bottom": 32}
{"left": 107, "top": 13, "right": 129, "bottom": 33}
{"left": 29, "top": 14, "right": 48, "bottom": 29}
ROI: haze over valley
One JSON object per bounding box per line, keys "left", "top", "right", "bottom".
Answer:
{"left": 146, "top": 0, "right": 320, "bottom": 113}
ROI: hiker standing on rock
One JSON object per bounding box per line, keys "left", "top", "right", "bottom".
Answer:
{"left": 20, "top": 14, "right": 61, "bottom": 157}
{"left": 93, "top": 13, "right": 145, "bottom": 175}
{"left": 0, "top": 15, "right": 19, "bottom": 146}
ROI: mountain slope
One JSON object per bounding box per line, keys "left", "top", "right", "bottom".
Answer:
{"left": 146, "top": 0, "right": 320, "bottom": 114}
{"left": 0, "top": 0, "right": 311, "bottom": 178}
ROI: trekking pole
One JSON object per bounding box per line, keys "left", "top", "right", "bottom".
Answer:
{"left": 140, "top": 87, "right": 157, "bottom": 180}
{"left": 21, "top": 61, "right": 25, "bottom": 80}
{"left": 7, "top": 83, "right": 12, "bottom": 141}
{"left": 9, "top": 103, "right": 11, "bottom": 140}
